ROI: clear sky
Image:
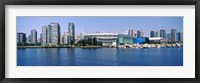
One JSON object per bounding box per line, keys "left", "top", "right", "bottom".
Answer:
{"left": 17, "top": 16, "right": 183, "bottom": 38}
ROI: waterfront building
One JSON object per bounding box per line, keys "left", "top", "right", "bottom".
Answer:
{"left": 150, "top": 31, "right": 156, "bottom": 37}
{"left": 128, "top": 29, "right": 134, "bottom": 36}
{"left": 37, "top": 38, "right": 41, "bottom": 43}
{"left": 142, "top": 31, "right": 144, "bottom": 37}
{"left": 160, "top": 29, "right": 166, "bottom": 38}
{"left": 84, "top": 33, "right": 119, "bottom": 46}
{"left": 171, "top": 29, "right": 177, "bottom": 42}
{"left": 50, "top": 22, "right": 60, "bottom": 45}
{"left": 149, "top": 37, "right": 164, "bottom": 43}
{"left": 31, "top": 29, "right": 37, "bottom": 44}
{"left": 62, "top": 35, "right": 64, "bottom": 44}
{"left": 28, "top": 35, "right": 31, "bottom": 43}
{"left": 47, "top": 25, "right": 51, "bottom": 43}
{"left": 68, "top": 22, "right": 75, "bottom": 45}
{"left": 117, "top": 34, "right": 134, "bottom": 46}
{"left": 155, "top": 31, "right": 160, "bottom": 37}
{"left": 167, "top": 33, "right": 171, "bottom": 42}
{"left": 60, "top": 34, "right": 63, "bottom": 44}
{"left": 177, "top": 31, "right": 183, "bottom": 42}
{"left": 137, "top": 30, "right": 143, "bottom": 38}
{"left": 42, "top": 26, "right": 47, "bottom": 44}
{"left": 17, "top": 32, "right": 26, "bottom": 44}
{"left": 75, "top": 33, "right": 84, "bottom": 43}
{"left": 133, "top": 38, "right": 146, "bottom": 44}
{"left": 63, "top": 31, "right": 69, "bottom": 44}
{"left": 80, "top": 32, "right": 84, "bottom": 39}
{"left": 40, "top": 34, "right": 42, "bottom": 43}
{"left": 26, "top": 38, "right": 29, "bottom": 43}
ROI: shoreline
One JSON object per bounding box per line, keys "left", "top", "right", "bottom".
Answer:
{"left": 17, "top": 46, "right": 108, "bottom": 48}
{"left": 17, "top": 43, "right": 183, "bottom": 48}
{"left": 17, "top": 46, "right": 183, "bottom": 48}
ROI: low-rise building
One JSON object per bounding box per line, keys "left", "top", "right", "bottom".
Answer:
{"left": 149, "top": 37, "right": 167, "bottom": 43}
{"left": 84, "top": 33, "right": 118, "bottom": 46}
{"left": 117, "top": 34, "right": 134, "bottom": 46}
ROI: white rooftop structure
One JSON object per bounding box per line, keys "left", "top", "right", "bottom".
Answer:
{"left": 149, "top": 37, "right": 163, "bottom": 41}
{"left": 84, "top": 32, "right": 120, "bottom": 46}
{"left": 85, "top": 33, "right": 119, "bottom": 36}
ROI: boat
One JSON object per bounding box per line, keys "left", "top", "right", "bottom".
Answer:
{"left": 142, "top": 44, "right": 150, "bottom": 49}
{"left": 156, "top": 45, "right": 161, "bottom": 48}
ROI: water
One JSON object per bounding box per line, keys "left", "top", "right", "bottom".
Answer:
{"left": 17, "top": 48, "right": 183, "bottom": 66}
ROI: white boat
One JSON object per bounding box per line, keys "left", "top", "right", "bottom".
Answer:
{"left": 142, "top": 44, "right": 150, "bottom": 48}
{"left": 156, "top": 45, "right": 161, "bottom": 48}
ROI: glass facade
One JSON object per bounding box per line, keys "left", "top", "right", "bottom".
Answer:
{"left": 63, "top": 31, "right": 69, "bottom": 44}
{"left": 128, "top": 29, "right": 134, "bottom": 36}
{"left": 177, "top": 31, "right": 183, "bottom": 42}
{"left": 17, "top": 33, "right": 26, "bottom": 44}
{"left": 150, "top": 31, "right": 156, "bottom": 37}
{"left": 133, "top": 38, "right": 146, "bottom": 44}
{"left": 171, "top": 29, "right": 177, "bottom": 42}
{"left": 160, "top": 29, "right": 166, "bottom": 38}
{"left": 68, "top": 22, "right": 75, "bottom": 45}
{"left": 50, "top": 22, "right": 60, "bottom": 45}
{"left": 117, "top": 34, "right": 134, "bottom": 46}
{"left": 31, "top": 29, "right": 37, "bottom": 44}
{"left": 42, "top": 26, "right": 47, "bottom": 44}
{"left": 84, "top": 33, "right": 118, "bottom": 46}
{"left": 137, "top": 30, "right": 143, "bottom": 38}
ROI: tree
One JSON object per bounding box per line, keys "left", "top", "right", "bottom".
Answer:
{"left": 77, "top": 38, "right": 102, "bottom": 46}
{"left": 82, "top": 40, "right": 86, "bottom": 46}
{"left": 97, "top": 41, "right": 102, "bottom": 46}
{"left": 93, "top": 38, "right": 97, "bottom": 45}
{"left": 145, "top": 37, "right": 150, "bottom": 44}
{"left": 88, "top": 38, "right": 92, "bottom": 45}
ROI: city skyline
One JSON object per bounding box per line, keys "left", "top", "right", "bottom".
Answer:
{"left": 17, "top": 16, "right": 183, "bottom": 38}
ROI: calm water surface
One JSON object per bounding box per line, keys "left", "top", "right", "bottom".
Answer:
{"left": 17, "top": 48, "right": 183, "bottom": 66}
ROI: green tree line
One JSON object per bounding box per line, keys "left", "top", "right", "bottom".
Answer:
{"left": 77, "top": 38, "right": 102, "bottom": 46}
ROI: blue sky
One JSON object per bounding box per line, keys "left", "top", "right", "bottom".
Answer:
{"left": 17, "top": 16, "right": 183, "bottom": 38}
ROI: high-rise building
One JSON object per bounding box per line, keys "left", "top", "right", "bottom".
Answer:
{"left": 61, "top": 35, "right": 64, "bottom": 44}
{"left": 177, "top": 31, "right": 183, "bottom": 42}
{"left": 48, "top": 22, "right": 61, "bottom": 45}
{"left": 63, "top": 31, "right": 69, "bottom": 44}
{"left": 60, "top": 34, "right": 63, "bottom": 44}
{"left": 42, "top": 26, "right": 47, "bottom": 44}
{"left": 47, "top": 25, "right": 51, "bottom": 43}
{"left": 167, "top": 33, "right": 171, "bottom": 41}
{"left": 141, "top": 31, "right": 144, "bottom": 37}
{"left": 137, "top": 30, "right": 143, "bottom": 38}
{"left": 40, "top": 34, "right": 42, "bottom": 43}
{"left": 31, "top": 29, "right": 37, "bottom": 44}
{"left": 160, "top": 29, "right": 166, "bottom": 38}
{"left": 171, "top": 29, "right": 177, "bottom": 42}
{"left": 37, "top": 38, "right": 41, "bottom": 43}
{"left": 128, "top": 29, "right": 134, "bottom": 36}
{"left": 75, "top": 33, "right": 84, "bottom": 43}
{"left": 17, "top": 32, "right": 26, "bottom": 44}
{"left": 28, "top": 35, "right": 31, "bottom": 43}
{"left": 155, "top": 31, "right": 160, "bottom": 37}
{"left": 150, "top": 31, "right": 156, "bottom": 37}
{"left": 68, "top": 22, "right": 75, "bottom": 45}
{"left": 26, "top": 38, "right": 29, "bottom": 43}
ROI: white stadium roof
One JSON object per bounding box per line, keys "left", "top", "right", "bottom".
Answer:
{"left": 85, "top": 33, "right": 119, "bottom": 36}
{"left": 149, "top": 37, "right": 163, "bottom": 40}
